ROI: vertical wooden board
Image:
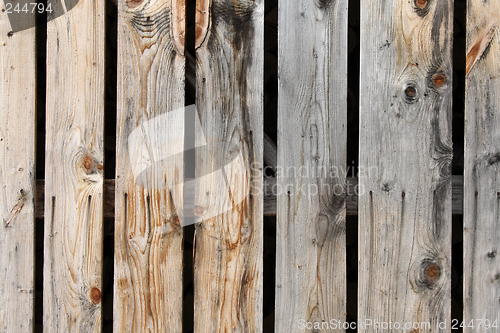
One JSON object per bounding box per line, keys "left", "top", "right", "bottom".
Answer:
{"left": 115, "top": 0, "right": 185, "bottom": 330}
{"left": 358, "top": 0, "right": 453, "bottom": 331}
{"left": 275, "top": 0, "right": 348, "bottom": 332}
{"left": 464, "top": 2, "right": 500, "bottom": 331}
{"left": 43, "top": 0, "right": 105, "bottom": 331}
{"left": 0, "top": 4, "right": 36, "bottom": 331}
{"left": 193, "top": 0, "right": 264, "bottom": 331}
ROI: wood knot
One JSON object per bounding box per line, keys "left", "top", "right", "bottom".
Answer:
{"left": 426, "top": 264, "right": 440, "bottom": 279}
{"left": 487, "top": 251, "right": 497, "bottom": 258}
{"left": 7, "top": 31, "right": 13, "bottom": 38}
{"left": 403, "top": 83, "right": 418, "bottom": 104}
{"left": 126, "top": 0, "right": 143, "bottom": 8}
{"left": 90, "top": 287, "right": 102, "bottom": 304}
{"left": 82, "top": 156, "right": 93, "bottom": 170}
{"left": 194, "top": 206, "right": 204, "bottom": 216}
{"left": 488, "top": 153, "right": 500, "bottom": 165}
{"left": 432, "top": 74, "right": 446, "bottom": 87}
{"left": 413, "top": 0, "right": 431, "bottom": 16}
{"left": 80, "top": 155, "right": 102, "bottom": 175}
{"left": 415, "top": 0, "right": 427, "bottom": 9}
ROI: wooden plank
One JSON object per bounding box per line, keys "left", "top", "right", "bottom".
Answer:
{"left": 114, "top": 0, "right": 185, "bottom": 330}
{"left": 358, "top": 0, "right": 453, "bottom": 330}
{"left": 43, "top": 0, "right": 105, "bottom": 331}
{"left": 0, "top": 4, "right": 36, "bottom": 331}
{"left": 464, "top": 2, "right": 500, "bottom": 331}
{"left": 192, "top": 0, "right": 264, "bottom": 331}
{"left": 34, "top": 176, "right": 466, "bottom": 218}
{"left": 275, "top": 0, "right": 348, "bottom": 331}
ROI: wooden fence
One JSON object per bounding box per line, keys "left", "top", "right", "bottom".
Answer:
{"left": 1, "top": 0, "right": 499, "bottom": 332}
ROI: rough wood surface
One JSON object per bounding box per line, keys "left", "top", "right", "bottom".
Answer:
{"left": 464, "top": 2, "right": 500, "bottom": 331}
{"left": 358, "top": 0, "right": 453, "bottom": 330}
{"left": 275, "top": 0, "right": 348, "bottom": 331}
{"left": 43, "top": 0, "right": 105, "bottom": 331}
{"left": 35, "top": 176, "right": 464, "bottom": 218}
{"left": 193, "top": 0, "right": 264, "bottom": 331}
{"left": 0, "top": 4, "right": 36, "bottom": 331}
{"left": 115, "top": 0, "right": 185, "bottom": 330}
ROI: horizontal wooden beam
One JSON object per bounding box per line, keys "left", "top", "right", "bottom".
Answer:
{"left": 34, "top": 176, "right": 464, "bottom": 218}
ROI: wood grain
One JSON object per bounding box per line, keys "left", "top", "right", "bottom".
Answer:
{"left": 115, "top": 0, "right": 185, "bottom": 330}
{"left": 275, "top": 0, "right": 348, "bottom": 331}
{"left": 43, "top": 0, "right": 105, "bottom": 331}
{"left": 0, "top": 3, "right": 36, "bottom": 331}
{"left": 34, "top": 175, "right": 464, "bottom": 218}
{"left": 358, "top": 0, "right": 453, "bottom": 330}
{"left": 464, "top": 2, "right": 500, "bottom": 331}
{"left": 193, "top": 0, "right": 264, "bottom": 331}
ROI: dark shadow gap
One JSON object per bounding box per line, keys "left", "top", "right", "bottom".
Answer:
{"left": 34, "top": 3, "right": 47, "bottom": 332}
{"left": 451, "top": 0, "right": 466, "bottom": 330}
{"left": 102, "top": 0, "right": 118, "bottom": 331}
{"left": 346, "top": 0, "right": 360, "bottom": 330}
{"left": 263, "top": 0, "right": 277, "bottom": 331}
{"left": 183, "top": 0, "right": 196, "bottom": 331}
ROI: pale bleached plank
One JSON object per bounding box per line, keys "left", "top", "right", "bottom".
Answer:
{"left": 464, "top": 2, "right": 500, "bottom": 331}
{"left": 114, "top": 0, "right": 185, "bottom": 330}
{"left": 43, "top": 0, "right": 105, "bottom": 331}
{"left": 359, "top": 0, "right": 453, "bottom": 330}
{"left": 275, "top": 0, "right": 348, "bottom": 331}
{"left": 193, "top": 0, "right": 264, "bottom": 331}
{"left": 0, "top": 3, "right": 36, "bottom": 331}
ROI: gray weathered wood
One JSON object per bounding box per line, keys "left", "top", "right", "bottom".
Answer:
{"left": 193, "top": 0, "right": 264, "bottom": 331}
{"left": 464, "top": 2, "right": 500, "bottom": 331}
{"left": 358, "top": 0, "right": 453, "bottom": 330}
{"left": 43, "top": 0, "right": 105, "bottom": 331}
{"left": 275, "top": 0, "right": 348, "bottom": 331}
{"left": 115, "top": 0, "right": 185, "bottom": 330}
{"left": 0, "top": 4, "right": 36, "bottom": 331}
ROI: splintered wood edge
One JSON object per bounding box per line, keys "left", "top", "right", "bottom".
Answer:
{"left": 34, "top": 176, "right": 464, "bottom": 217}
{"left": 171, "top": 0, "right": 186, "bottom": 56}
{"left": 195, "top": 0, "right": 211, "bottom": 49}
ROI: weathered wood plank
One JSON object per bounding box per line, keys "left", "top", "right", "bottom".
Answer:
{"left": 115, "top": 0, "right": 185, "bottom": 330}
{"left": 275, "top": 0, "right": 348, "bottom": 331}
{"left": 0, "top": 4, "right": 36, "bottom": 331}
{"left": 43, "top": 0, "right": 105, "bottom": 331}
{"left": 464, "top": 2, "right": 500, "bottom": 331}
{"left": 193, "top": 0, "right": 264, "bottom": 331}
{"left": 358, "top": 0, "right": 453, "bottom": 330}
